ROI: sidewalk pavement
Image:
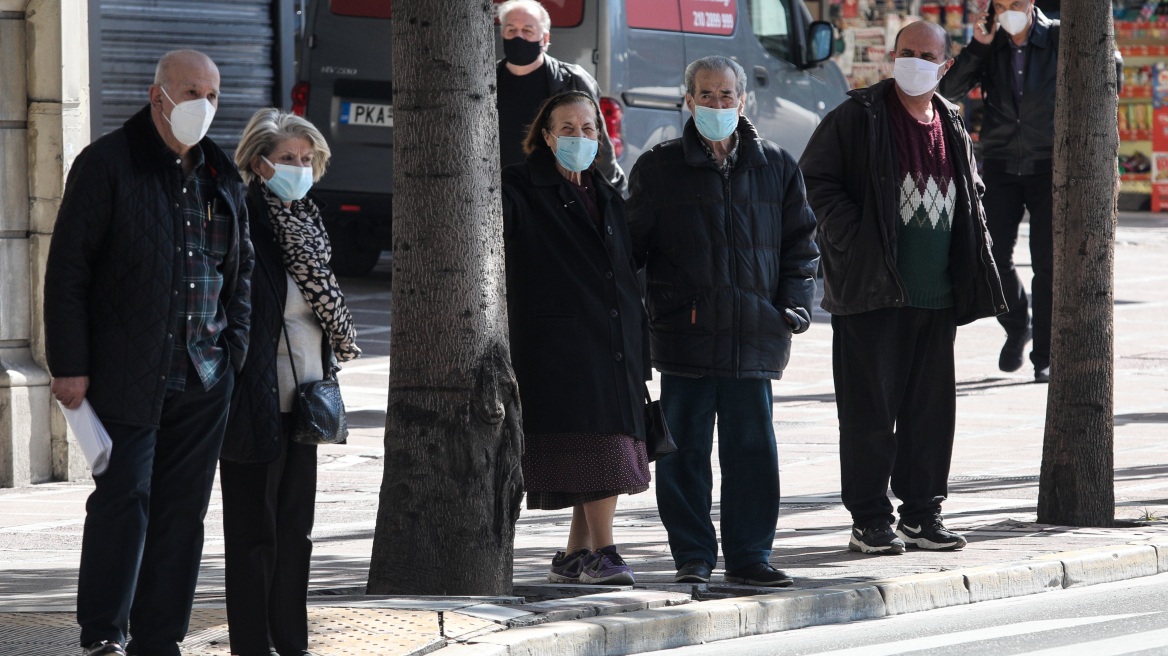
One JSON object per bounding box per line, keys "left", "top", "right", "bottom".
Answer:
{"left": 2, "top": 215, "right": 1168, "bottom": 655}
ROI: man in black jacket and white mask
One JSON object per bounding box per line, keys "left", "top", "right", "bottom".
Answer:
{"left": 44, "top": 49, "right": 252, "bottom": 656}
{"left": 495, "top": 0, "right": 626, "bottom": 193}
{"left": 628, "top": 55, "right": 819, "bottom": 588}
{"left": 940, "top": 0, "right": 1059, "bottom": 382}
{"left": 801, "top": 21, "right": 1005, "bottom": 557}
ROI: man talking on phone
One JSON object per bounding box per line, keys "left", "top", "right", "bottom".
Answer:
{"left": 939, "top": 0, "right": 1057, "bottom": 383}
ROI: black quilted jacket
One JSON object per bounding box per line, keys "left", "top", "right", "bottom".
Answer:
{"left": 626, "top": 118, "right": 820, "bottom": 380}
{"left": 44, "top": 106, "right": 253, "bottom": 428}
{"left": 221, "top": 184, "right": 306, "bottom": 463}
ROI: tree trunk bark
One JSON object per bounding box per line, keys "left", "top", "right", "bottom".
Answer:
{"left": 1037, "top": 0, "right": 1118, "bottom": 527}
{"left": 368, "top": 0, "right": 523, "bottom": 595}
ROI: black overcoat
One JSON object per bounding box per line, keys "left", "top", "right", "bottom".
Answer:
{"left": 220, "top": 183, "right": 295, "bottom": 463}
{"left": 501, "top": 148, "right": 649, "bottom": 440}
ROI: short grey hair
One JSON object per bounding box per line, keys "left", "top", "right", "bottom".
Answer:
{"left": 684, "top": 56, "right": 747, "bottom": 97}
{"left": 496, "top": 0, "right": 551, "bottom": 34}
{"left": 235, "top": 108, "right": 332, "bottom": 184}
{"left": 154, "top": 49, "right": 216, "bottom": 89}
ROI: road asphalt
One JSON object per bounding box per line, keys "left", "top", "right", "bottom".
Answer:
{"left": 2, "top": 213, "right": 1167, "bottom": 655}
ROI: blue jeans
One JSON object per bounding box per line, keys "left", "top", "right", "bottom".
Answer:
{"left": 655, "top": 374, "right": 780, "bottom": 571}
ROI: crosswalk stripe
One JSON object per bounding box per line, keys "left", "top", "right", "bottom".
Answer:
{"left": 807, "top": 615, "right": 1153, "bottom": 656}
{"left": 1015, "top": 627, "right": 1168, "bottom": 656}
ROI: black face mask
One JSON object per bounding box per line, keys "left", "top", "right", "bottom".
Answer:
{"left": 503, "top": 36, "right": 543, "bottom": 66}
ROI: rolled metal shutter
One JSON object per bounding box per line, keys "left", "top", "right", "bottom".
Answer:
{"left": 95, "top": 0, "right": 275, "bottom": 153}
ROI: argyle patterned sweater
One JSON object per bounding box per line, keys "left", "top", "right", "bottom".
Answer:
{"left": 888, "top": 90, "right": 955, "bottom": 309}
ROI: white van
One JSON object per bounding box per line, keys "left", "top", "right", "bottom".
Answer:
{"left": 295, "top": 0, "right": 847, "bottom": 275}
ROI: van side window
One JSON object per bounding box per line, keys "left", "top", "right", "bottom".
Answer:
{"left": 748, "top": 0, "right": 792, "bottom": 63}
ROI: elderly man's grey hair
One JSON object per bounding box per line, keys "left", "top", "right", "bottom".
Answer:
{"left": 496, "top": 0, "right": 551, "bottom": 34}
{"left": 153, "top": 49, "right": 217, "bottom": 88}
{"left": 684, "top": 55, "right": 748, "bottom": 97}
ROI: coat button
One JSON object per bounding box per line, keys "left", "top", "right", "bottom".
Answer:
{"left": 606, "top": 225, "right": 614, "bottom": 235}
{"left": 605, "top": 271, "right": 614, "bottom": 279}
{"left": 610, "top": 309, "right": 619, "bottom": 318}
{"left": 614, "top": 351, "right": 623, "bottom": 361}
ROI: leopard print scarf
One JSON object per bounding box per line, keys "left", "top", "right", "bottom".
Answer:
{"left": 262, "top": 184, "right": 362, "bottom": 362}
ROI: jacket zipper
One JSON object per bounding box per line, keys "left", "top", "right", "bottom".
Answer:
{"left": 723, "top": 169, "right": 740, "bottom": 372}
{"left": 691, "top": 299, "right": 697, "bottom": 325}
{"left": 869, "top": 105, "right": 907, "bottom": 305}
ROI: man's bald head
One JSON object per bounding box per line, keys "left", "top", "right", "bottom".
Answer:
{"left": 893, "top": 20, "right": 952, "bottom": 62}
{"left": 154, "top": 50, "right": 219, "bottom": 90}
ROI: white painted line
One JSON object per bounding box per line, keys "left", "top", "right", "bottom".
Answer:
{"left": 809, "top": 615, "right": 1151, "bottom": 656}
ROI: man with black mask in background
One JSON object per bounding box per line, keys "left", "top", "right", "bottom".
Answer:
{"left": 495, "top": 0, "right": 626, "bottom": 194}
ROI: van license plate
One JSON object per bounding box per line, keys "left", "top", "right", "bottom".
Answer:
{"left": 340, "top": 102, "right": 393, "bottom": 127}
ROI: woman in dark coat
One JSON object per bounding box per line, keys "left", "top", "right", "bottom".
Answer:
{"left": 219, "top": 108, "right": 361, "bottom": 656}
{"left": 502, "top": 91, "right": 651, "bottom": 585}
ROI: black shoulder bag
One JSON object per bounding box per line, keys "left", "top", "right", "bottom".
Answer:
{"left": 282, "top": 322, "right": 349, "bottom": 446}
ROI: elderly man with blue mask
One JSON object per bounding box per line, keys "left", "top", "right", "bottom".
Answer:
{"left": 627, "top": 55, "right": 819, "bottom": 587}
{"left": 800, "top": 20, "right": 1006, "bottom": 556}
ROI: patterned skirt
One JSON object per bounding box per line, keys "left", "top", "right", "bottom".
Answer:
{"left": 523, "top": 432, "right": 651, "bottom": 510}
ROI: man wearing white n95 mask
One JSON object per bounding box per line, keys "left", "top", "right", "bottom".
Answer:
{"left": 44, "top": 49, "right": 253, "bottom": 656}
{"left": 939, "top": 0, "right": 1072, "bottom": 383}
{"left": 799, "top": 21, "right": 1006, "bottom": 557}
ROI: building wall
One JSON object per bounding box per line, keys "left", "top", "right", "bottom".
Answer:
{"left": 0, "top": 0, "right": 90, "bottom": 486}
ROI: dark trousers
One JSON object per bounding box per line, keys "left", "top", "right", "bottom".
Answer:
{"left": 833, "top": 308, "right": 956, "bottom": 527}
{"left": 77, "top": 367, "right": 233, "bottom": 655}
{"left": 982, "top": 166, "right": 1054, "bottom": 370}
{"left": 655, "top": 375, "right": 779, "bottom": 571}
{"left": 219, "top": 416, "right": 318, "bottom": 656}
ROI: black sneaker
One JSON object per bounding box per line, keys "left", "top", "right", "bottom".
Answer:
{"left": 724, "top": 562, "right": 794, "bottom": 587}
{"left": 896, "top": 516, "right": 967, "bottom": 550}
{"left": 83, "top": 642, "right": 127, "bottom": 656}
{"left": 674, "top": 559, "right": 713, "bottom": 583}
{"left": 1034, "top": 366, "right": 1050, "bottom": 383}
{"left": 999, "top": 326, "right": 1032, "bottom": 372}
{"left": 848, "top": 523, "right": 906, "bottom": 555}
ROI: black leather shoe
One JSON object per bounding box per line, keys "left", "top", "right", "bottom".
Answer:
{"left": 724, "top": 562, "right": 794, "bottom": 587}
{"left": 674, "top": 559, "right": 713, "bottom": 583}
{"left": 999, "top": 327, "right": 1032, "bottom": 372}
{"left": 1035, "top": 366, "right": 1050, "bottom": 383}
{"left": 83, "top": 642, "right": 127, "bottom": 656}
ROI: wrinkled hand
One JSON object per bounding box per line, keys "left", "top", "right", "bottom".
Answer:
{"left": 51, "top": 376, "right": 89, "bottom": 410}
{"left": 783, "top": 307, "right": 811, "bottom": 334}
{"left": 973, "top": 11, "right": 996, "bottom": 45}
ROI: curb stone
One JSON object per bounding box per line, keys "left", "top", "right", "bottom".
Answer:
{"left": 438, "top": 544, "right": 1168, "bottom": 656}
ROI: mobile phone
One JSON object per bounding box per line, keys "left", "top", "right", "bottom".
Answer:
{"left": 984, "top": 2, "right": 995, "bottom": 34}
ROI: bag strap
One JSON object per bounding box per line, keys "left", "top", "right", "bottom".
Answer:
{"left": 256, "top": 225, "right": 335, "bottom": 388}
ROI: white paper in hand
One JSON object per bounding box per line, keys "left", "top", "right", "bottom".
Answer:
{"left": 58, "top": 399, "right": 113, "bottom": 476}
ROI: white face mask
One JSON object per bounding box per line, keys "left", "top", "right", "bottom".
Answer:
{"left": 892, "top": 57, "right": 944, "bottom": 97}
{"left": 998, "top": 9, "right": 1030, "bottom": 36}
{"left": 160, "top": 86, "right": 216, "bottom": 146}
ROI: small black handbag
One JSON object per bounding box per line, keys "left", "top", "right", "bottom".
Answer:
{"left": 282, "top": 322, "right": 348, "bottom": 446}
{"left": 644, "top": 391, "right": 677, "bottom": 462}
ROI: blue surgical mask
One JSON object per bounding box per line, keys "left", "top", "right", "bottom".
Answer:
{"left": 262, "top": 156, "right": 314, "bottom": 202}
{"left": 552, "top": 135, "right": 598, "bottom": 173}
{"left": 693, "top": 105, "right": 740, "bottom": 142}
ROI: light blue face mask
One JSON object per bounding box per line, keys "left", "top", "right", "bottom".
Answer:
{"left": 552, "top": 135, "right": 599, "bottom": 172}
{"left": 693, "top": 105, "right": 740, "bottom": 142}
{"left": 262, "top": 156, "right": 314, "bottom": 202}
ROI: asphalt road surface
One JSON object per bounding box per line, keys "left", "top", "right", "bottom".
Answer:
{"left": 639, "top": 573, "right": 1168, "bottom": 656}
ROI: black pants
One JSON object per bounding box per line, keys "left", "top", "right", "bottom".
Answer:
{"left": 219, "top": 416, "right": 317, "bottom": 656}
{"left": 77, "top": 367, "right": 233, "bottom": 655}
{"left": 982, "top": 166, "right": 1053, "bottom": 370}
{"left": 833, "top": 307, "right": 956, "bottom": 527}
